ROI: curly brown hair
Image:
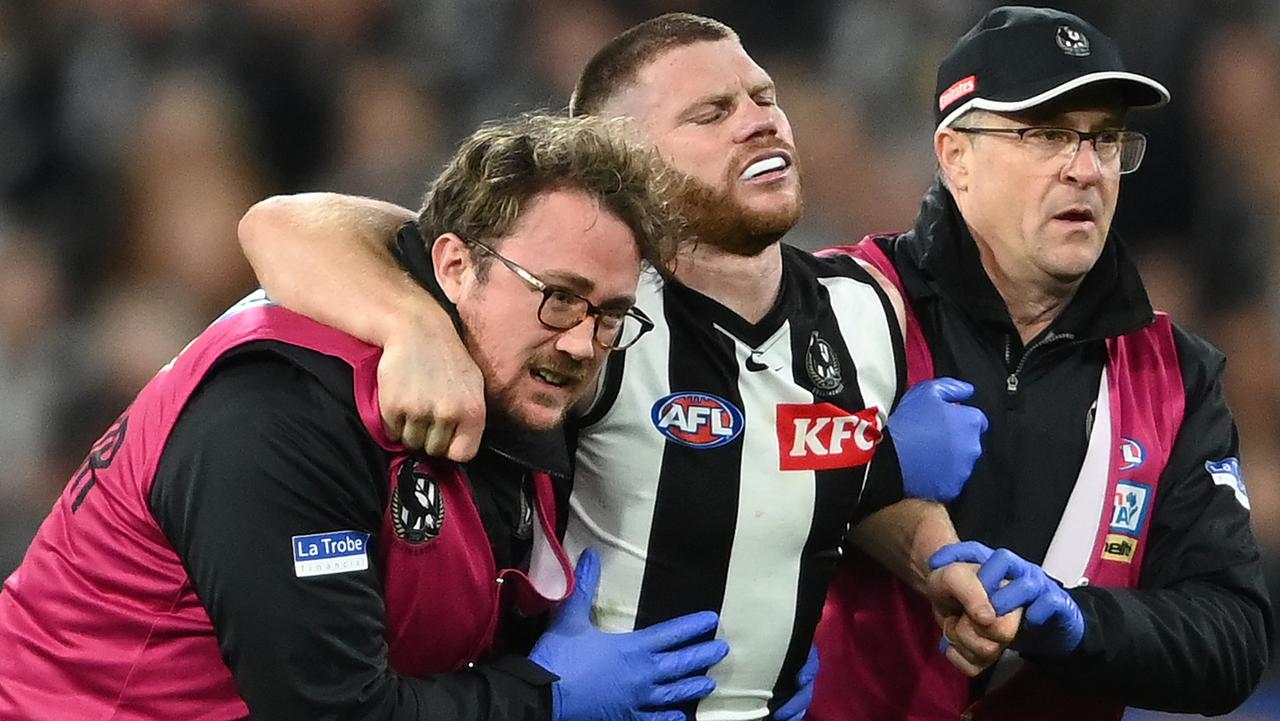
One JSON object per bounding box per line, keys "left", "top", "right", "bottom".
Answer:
{"left": 418, "top": 112, "right": 684, "bottom": 277}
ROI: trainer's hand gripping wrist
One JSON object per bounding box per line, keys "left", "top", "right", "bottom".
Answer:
{"left": 887, "top": 377, "right": 988, "bottom": 502}
{"left": 930, "top": 541, "right": 1086, "bottom": 656}
{"left": 529, "top": 549, "right": 729, "bottom": 721}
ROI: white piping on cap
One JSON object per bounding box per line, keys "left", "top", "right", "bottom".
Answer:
{"left": 935, "top": 70, "right": 1171, "bottom": 136}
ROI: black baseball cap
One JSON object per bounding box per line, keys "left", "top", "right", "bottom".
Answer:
{"left": 934, "top": 6, "right": 1170, "bottom": 131}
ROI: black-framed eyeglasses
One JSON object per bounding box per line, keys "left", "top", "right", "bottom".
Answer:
{"left": 953, "top": 126, "right": 1148, "bottom": 174}
{"left": 462, "top": 237, "right": 654, "bottom": 351}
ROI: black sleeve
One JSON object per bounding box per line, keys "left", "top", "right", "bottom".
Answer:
{"left": 150, "top": 349, "right": 554, "bottom": 721}
{"left": 1027, "top": 327, "right": 1273, "bottom": 714}
{"left": 855, "top": 430, "right": 906, "bottom": 523}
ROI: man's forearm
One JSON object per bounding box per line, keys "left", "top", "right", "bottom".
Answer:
{"left": 854, "top": 503, "right": 1013, "bottom": 675}
{"left": 849, "top": 499, "right": 958, "bottom": 593}
{"left": 237, "top": 192, "right": 487, "bottom": 458}
{"left": 238, "top": 192, "right": 446, "bottom": 346}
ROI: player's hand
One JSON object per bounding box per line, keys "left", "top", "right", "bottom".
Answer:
{"left": 931, "top": 542, "right": 1085, "bottom": 657}
{"left": 924, "top": 556, "right": 1020, "bottom": 676}
{"left": 529, "top": 549, "right": 729, "bottom": 721}
{"left": 378, "top": 317, "right": 485, "bottom": 461}
{"left": 773, "top": 644, "right": 818, "bottom": 721}
{"left": 887, "top": 377, "right": 987, "bottom": 502}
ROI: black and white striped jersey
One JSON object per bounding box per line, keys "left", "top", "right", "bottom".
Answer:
{"left": 561, "top": 244, "right": 908, "bottom": 721}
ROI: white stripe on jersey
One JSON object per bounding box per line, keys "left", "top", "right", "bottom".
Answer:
{"left": 707, "top": 323, "right": 821, "bottom": 719}
{"left": 564, "top": 274, "right": 671, "bottom": 631}
{"left": 819, "top": 275, "right": 899, "bottom": 435}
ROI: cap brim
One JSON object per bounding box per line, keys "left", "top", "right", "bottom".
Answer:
{"left": 936, "top": 71, "right": 1171, "bottom": 133}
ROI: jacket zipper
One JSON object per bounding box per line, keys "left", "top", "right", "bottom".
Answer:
{"left": 1004, "top": 331, "right": 1075, "bottom": 403}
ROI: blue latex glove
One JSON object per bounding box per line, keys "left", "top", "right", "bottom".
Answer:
{"left": 887, "top": 377, "right": 987, "bottom": 502}
{"left": 529, "top": 549, "right": 730, "bottom": 721}
{"left": 930, "top": 541, "right": 1086, "bottom": 656}
{"left": 773, "top": 644, "right": 818, "bottom": 721}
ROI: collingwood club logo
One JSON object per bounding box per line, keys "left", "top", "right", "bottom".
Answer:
{"left": 805, "top": 331, "right": 844, "bottom": 395}
{"left": 1056, "top": 25, "right": 1090, "bottom": 56}
{"left": 392, "top": 460, "right": 445, "bottom": 544}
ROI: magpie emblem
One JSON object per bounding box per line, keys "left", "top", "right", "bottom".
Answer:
{"left": 1056, "top": 25, "right": 1090, "bottom": 56}
{"left": 805, "top": 331, "right": 844, "bottom": 395}
{"left": 391, "top": 460, "right": 446, "bottom": 544}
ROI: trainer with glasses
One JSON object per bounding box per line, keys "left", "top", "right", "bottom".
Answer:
{"left": 0, "top": 113, "right": 731, "bottom": 721}
{"left": 812, "top": 6, "right": 1273, "bottom": 720}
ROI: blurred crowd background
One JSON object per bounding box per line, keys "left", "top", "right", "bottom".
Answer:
{"left": 0, "top": 0, "right": 1277, "bottom": 716}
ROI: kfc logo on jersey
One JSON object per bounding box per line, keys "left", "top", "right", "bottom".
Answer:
{"left": 651, "top": 392, "right": 745, "bottom": 449}
{"left": 1118, "top": 437, "right": 1145, "bottom": 471}
{"left": 1109, "top": 481, "right": 1152, "bottom": 537}
{"left": 777, "top": 403, "right": 882, "bottom": 471}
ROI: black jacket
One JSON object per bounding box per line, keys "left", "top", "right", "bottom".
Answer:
{"left": 874, "top": 182, "right": 1273, "bottom": 713}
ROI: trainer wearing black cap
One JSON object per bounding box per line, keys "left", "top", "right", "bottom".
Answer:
{"left": 933, "top": 6, "right": 1168, "bottom": 130}
{"left": 812, "top": 5, "right": 1271, "bottom": 721}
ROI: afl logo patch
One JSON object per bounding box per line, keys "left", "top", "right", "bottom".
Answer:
{"left": 392, "top": 460, "right": 445, "bottom": 544}
{"left": 651, "top": 391, "right": 744, "bottom": 449}
{"left": 1118, "top": 437, "right": 1145, "bottom": 471}
{"left": 1056, "top": 25, "right": 1090, "bottom": 56}
{"left": 805, "top": 331, "right": 844, "bottom": 395}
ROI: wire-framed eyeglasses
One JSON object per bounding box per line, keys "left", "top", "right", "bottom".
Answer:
{"left": 953, "top": 126, "right": 1148, "bottom": 174}
{"left": 462, "top": 236, "right": 654, "bottom": 351}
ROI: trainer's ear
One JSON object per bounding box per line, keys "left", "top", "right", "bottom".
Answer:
{"left": 431, "top": 233, "right": 472, "bottom": 303}
{"left": 935, "top": 128, "right": 972, "bottom": 193}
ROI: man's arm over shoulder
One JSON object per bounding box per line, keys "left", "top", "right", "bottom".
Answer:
{"left": 1030, "top": 324, "right": 1273, "bottom": 713}
{"left": 239, "top": 193, "right": 421, "bottom": 346}
{"left": 238, "top": 193, "right": 484, "bottom": 459}
{"left": 151, "top": 350, "right": 552, "bottom": 721}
